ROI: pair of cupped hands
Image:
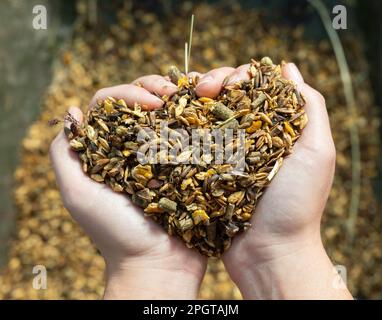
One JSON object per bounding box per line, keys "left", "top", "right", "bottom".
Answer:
{"left": 50, "top": 62, "right": 352, "bottom": 299}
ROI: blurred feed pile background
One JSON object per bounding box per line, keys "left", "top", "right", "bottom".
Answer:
{"left": 0, "top": 0, "right": 381, "bottom": 299}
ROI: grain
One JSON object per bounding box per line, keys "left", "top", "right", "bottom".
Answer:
{"left": 66, "top": 58, "right": 306, "bottom": 257}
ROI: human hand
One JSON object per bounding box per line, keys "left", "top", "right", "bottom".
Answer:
{"left": 194, "top": 63, "right": 352, "bottom": 299}
{"left": 50, "top": 76, "right": 207, "bottom": 299}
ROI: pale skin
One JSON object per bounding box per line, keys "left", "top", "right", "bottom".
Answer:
{"left": 50, "top": 63, "right": 353, "bottom": 300}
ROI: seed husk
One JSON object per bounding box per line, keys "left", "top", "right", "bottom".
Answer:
{"left": 67, "top": 57, "right": 307, "bottom": 257}
{"left": 158, "top": 197, "right": 178, "bottom": 212}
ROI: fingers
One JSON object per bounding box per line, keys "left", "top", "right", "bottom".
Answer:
{"left": 51, "top": 130, "right": 82, "bottom": 185}
{"left": 195, "top": 67, "right": 235, "bottom": 98}
{"left": 282, "top": 63, "right": 305, "bottom": 85}
{"left": 133, "top": 75, "right": 178, "bottom": 97}
{"left": 50, "top": 107, "right": 88, "bottom": 202}
{"left": 89, "top": 84, "right": 164, "bottom": 110}
{"left": 225, "top": 64, "right": 251, "bottom": 86}
{"left": 188, "top": 71, "right": 203, "bottom": 79}
{"left": 65, "top": 106, "right": 83, "bottom": 127}
{"left": 282, "top": 63, "right": 334, "bottom": 153}
{"left": 51, "top": 106, "right": 110, "bottom": 209}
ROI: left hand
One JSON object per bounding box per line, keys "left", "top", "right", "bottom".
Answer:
{"left": 50, "top": 75, "right": 207, "bottom": 299}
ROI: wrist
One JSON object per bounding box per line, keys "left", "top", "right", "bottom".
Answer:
{"left": 103, "top": 255, "right": 205, "bottom": 299}
{"left": 223, "top": 232, "right": 352, "bottom": 299}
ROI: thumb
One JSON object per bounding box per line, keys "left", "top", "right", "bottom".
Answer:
{"left": 64, "top": 106, "right": 84, "bottom": 128}
{"left": 282, "top": 63, "right": 334, "bottom": 150}
{"left": 50, "top": 106, "right": 87, "bottom": 195}
{"left": 282, "top": 62, "right": 304, "bottom": 85}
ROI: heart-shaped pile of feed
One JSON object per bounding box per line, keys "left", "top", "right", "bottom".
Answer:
{"left": 66, "top": 57, "right": 307, "bottom": 257}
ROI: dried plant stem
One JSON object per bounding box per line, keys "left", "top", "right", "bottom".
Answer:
{"left": 185, "top": 42, "right": 189, "bottom": 74}
{"left": 188, "top": 14, "right": 195, "bottom": 68}
{"left": 309, "top": 0, "right": 361, "bottom": 245}
{"left": 184, "top": 14, "right": 195, "bottom": 74}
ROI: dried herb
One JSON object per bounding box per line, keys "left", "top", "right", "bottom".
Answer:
{"left": 67, "top": 57, "right": 307, "bottom": 257}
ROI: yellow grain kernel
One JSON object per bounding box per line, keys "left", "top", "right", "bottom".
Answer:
{"left": 284, "top": 121, "right": 295, "bottom": 137}
{"left": 192, "top": 210, "right": 210, "bottom": 225}
{"left": 246, "top": 120, "right": 262, "bottom": 133}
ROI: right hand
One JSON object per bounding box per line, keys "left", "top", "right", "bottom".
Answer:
{"left": 193, "top": 63, "right": 352, "bottom": 299}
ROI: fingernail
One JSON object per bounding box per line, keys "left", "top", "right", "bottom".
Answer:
{"left": 149, "top": 96, "right": 165, "bottom": 109}
{"left": 198, "top": 75, "right": 213, "bottom": 86}
{"left": 68, "top": 106, "right": 78, "bottom": 115}
{"left": 161, "top": 81, "right": 178, "bottom": 90}
{"left": 227, "top": 75, "right": 241, "bottom": 85}
{"left": 64, "top": 106, "right": 77, "bottom": 130}
{"left": 163, "top": 87, "right": 178, "bottom": 98}
{"left": 153, "top": 95, "right": 164, "bottom": 104}
{"left": 287, "top": 63, "right": 304, "bottom": 84}
{"left": 70, "top": 106, "right": 82, "bottom": 121}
